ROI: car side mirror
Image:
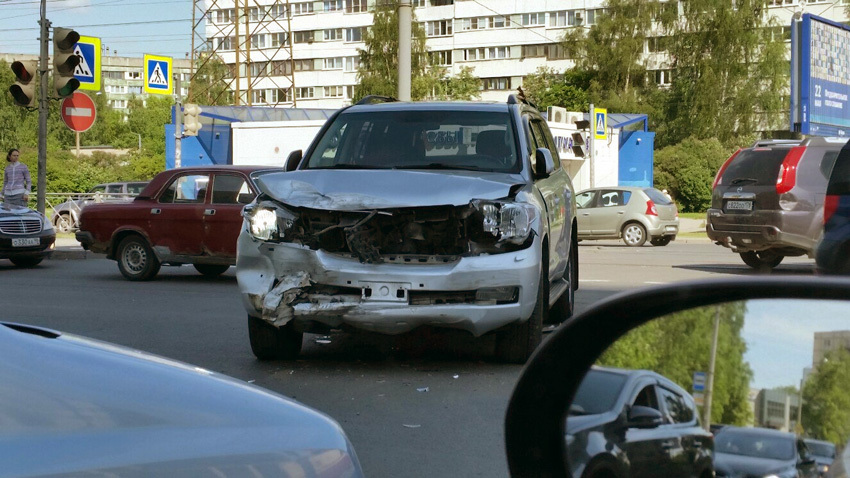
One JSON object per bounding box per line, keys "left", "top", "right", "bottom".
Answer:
{"left": 627, "top": 406, "right": 664, "bottom": 429}
{"left": 535, "top": 148, "right": 555, "bottom": 179}
{"left": 285, "top": 150, "right": 302, "bottom": 172}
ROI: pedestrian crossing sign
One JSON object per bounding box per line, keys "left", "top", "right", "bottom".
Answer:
{"left": 594, "top": 107, "right": 607, "bottom": 140}
{"left": 144, "top": 54, "right": 173, "bottom": 95}
{"left": 74, "top": 36, "right": 101, "bottom": 91}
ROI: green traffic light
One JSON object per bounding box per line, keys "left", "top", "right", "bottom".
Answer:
{"left": 56, "top": 78, "right": 80, "bottom": 98}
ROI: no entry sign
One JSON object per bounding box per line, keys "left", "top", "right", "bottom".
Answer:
{"left": 61, "top": 92, "right": 96, "bottom": 132}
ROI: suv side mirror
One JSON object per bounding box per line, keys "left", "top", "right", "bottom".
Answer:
{"left": 535, "top": 148, "right": 555, "bottom": 179}
{"left": 627, "top": 405, "right": 664, "bottom": 429}
{"left": 285, "top": 150, "right": 302, "bottom": 172}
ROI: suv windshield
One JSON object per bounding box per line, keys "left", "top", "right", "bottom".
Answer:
{"left": 721, "top": 148, "right": 790, "bottom": 186}
{"left": 805, "top": 441, "right": 835, "bottom": 458}
{"left": 715, "top": 430, "right": 795, "bottom": 461}
{"left": 304, "top": 110, "right": 520, "bottom": 173}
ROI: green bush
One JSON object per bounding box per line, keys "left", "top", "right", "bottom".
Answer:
{"left": 654, "top": 137, "right": 735, "bottom": 212}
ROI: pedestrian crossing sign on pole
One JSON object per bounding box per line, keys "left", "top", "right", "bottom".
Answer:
{"left": 144, "top": 54, "right": 173, "bottom": 95}
{"left": 73, "top": 36, "right": 101, "bottom": 92}
{"left": 594, "top": 107, "right": 607, "bottom": 140}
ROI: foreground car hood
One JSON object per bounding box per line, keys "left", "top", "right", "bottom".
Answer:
{"left": 0, "top": 204, "right": 42, "bottom": 219}
{"left": 256, "top": 170, "right": 525, "bottom": 210}
{"left": 714, "top": 451, "right": 791, "bottom": 476}
{"left": 0, "top": 322, "right": 361, "bottom": 477}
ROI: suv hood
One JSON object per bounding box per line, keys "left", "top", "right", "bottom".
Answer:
{"left": 0, "top": 204, "right": 42, "bottom": 219}
{"left": 255, "top": 170, "right": 526, "bottom": 210}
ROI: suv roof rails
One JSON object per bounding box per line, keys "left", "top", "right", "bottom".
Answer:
{"left": 356, "top": 95, "right": 399, "bottom": 105}
{"left": 750, "top": 139, "right": 802, "bottom": 148}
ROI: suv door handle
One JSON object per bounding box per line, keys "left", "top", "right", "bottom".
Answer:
{"left": 150, "top": 208, "right": 161, "bottom": 215}
{"left": 204, "top": 209, "right": 216, "bottom": 216}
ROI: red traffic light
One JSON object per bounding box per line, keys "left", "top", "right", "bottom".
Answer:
{"left": 11, "top": 61, "right": 35, "bottom": 82}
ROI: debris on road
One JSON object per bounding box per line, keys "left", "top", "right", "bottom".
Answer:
{"left": 416, "top": 387, "right": 429, "bottom": 393}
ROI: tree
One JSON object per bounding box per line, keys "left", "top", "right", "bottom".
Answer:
{"left": 653, "top": 137, "right": 736, "bottom": 212}
{"left": 658, "top": 0, "right": 788, "bottom": 146}
{"left": 443, "top": 66, "right": 481, "bottom": 101}
{"left": 189, "top": 52, "right": 233, "bottom": 106}
{"left": 520, "top": 67, "right": 590, "bottom": 112}
{"left": 802, "top": 349, "right": 850, "bottom": 445}
{"left": 599, "top": 302, "right": 753, "bottom": 425}
{"left": 126, "top": 95, "right": 173, "bottom": 156}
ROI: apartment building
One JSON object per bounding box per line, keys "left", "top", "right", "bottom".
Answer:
{"left": 1, "top": 52, "right": 192, "bottom": 114}
{"left": 202, "top": 0, "right": 849, "bottom": 109}
{"left": 813, "top": 330, "right": 850, "bottom": 367}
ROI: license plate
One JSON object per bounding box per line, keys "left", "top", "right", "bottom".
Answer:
{"left": 12, "top": 238, "right": 40, "bottom": 247}
{"left": 726, "top": 200, "right": 753, "bottom": 211}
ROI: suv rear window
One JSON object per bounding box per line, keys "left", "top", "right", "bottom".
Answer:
{"left": 720, "top": 148, "right": 790, "bottom": 186}
{"left": 305, "top": 110, "right": 519, "bottom": 173}
{"left": 643, "top": 188, "right": 672, "bottom": 205}
{"left": 827, "top": 146, "right": 850, "bottom": 195}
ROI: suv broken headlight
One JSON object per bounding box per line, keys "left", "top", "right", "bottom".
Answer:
{"left": 475, "top": 201, "right": 536, "bottom": 244}
{"left": 244, "top": 203, "right": 296, "bottom": 242}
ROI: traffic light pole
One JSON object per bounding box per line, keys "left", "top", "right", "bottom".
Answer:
{"left": 36, "top": 0, "right": 50, "bottom": 214}
{"left": 174, "top": 74, "right": 183, "bottom": 168}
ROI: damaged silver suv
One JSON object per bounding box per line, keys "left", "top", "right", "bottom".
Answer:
{"left": 236, "top": 96, "right": 578, "bottom": 363}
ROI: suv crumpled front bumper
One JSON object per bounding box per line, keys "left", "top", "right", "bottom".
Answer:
{"left": 236, "top": 233, "right": 542, "bottom": 336}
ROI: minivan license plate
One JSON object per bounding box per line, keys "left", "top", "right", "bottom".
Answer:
{"left": 726, "top": 200, "right": 752, "bottom": 211}
{"left": 12, "top": 238, "right": 39, "bottom": 247}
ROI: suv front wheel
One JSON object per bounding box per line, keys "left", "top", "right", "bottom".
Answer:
{"left": 740, "top": 250, "right": 783, "bottom": 270}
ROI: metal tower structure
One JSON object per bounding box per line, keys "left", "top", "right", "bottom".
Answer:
{"left": 190, "top": 0, "right": 297, "bottom": 106}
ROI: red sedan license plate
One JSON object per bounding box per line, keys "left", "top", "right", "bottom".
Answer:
{"left": 12, "top": 238, "right": 40, "bottom": 247}
{"left": 726, "top": 200, "right": 752, "bottom": 211}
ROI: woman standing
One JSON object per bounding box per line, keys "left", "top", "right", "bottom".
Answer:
{"left": 2, "top": 149, "right": 32, "bottom": 207}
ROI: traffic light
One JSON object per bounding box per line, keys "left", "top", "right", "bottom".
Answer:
{"left": 183, "top": 103, "right": 203, "bottom": 136}
{"left": 9, "top": 60, "right": 38, "bottom": 107}
{"left": 53, "top": 27, "right": 81, "bottom": 98}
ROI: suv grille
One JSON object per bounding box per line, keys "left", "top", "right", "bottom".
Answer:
{"left": 0, "top": 218, "right": 42, "bottom": 235}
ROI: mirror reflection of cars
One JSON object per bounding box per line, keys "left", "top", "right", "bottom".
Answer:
{"left": 1, "top": 320, "right": 363, "bottom": 476}
{"left": 707, "top": 138, "right": 847, "bottom": 270}
{"left": 503, "top": 277, "right": 850, "bottom": 477}
{"left": 51, "top": 181, "right": 149, "bottom": 233}
{"left": 76, "top": 166, "right": 281, "bottom": 281}
{"left": 0, "top": 202, "right": 55, "bottom": 267}
{"left": 803, "top": 438, "right": 836, "bottom": 477}
{"left": 713, "top": 426, "right": 818, "bottom": 478}
{"left": 566, "top": 367, "right": 713, "bottom": 478}
{"left": 575, "top": 187, "right": 679, "bottom": 246}
{"left": 237, "top": 95, "right": 578, "bottom": 364}
{"left": 816, "top": 141, "right": 850, "bottom": 274}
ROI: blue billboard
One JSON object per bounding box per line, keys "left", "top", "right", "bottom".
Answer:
{"left": 791, "top": 14, "right": 850, "bottom": 137}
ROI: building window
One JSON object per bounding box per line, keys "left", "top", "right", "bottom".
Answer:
{"left": 216, "top": 36, "right": 233, "bottom": 50}
{"left": 128, "top": 71, "right": 141, "bottom": 79}
{"left": 413, "top": 0, "right": 425, "bottom": 6}
{"left": 430, "top": 0, "right": 453, "bottom": 5}
{"left": 251, "top": 89, "right": 267, "bottom": 104}
{"left": 346, "top": 0, "right": 367, "bottom": 12}
{"left": 522, "top": 12, "right": 546, "bottom": 26}
{"left": 463, "top": 48, "right": 485, "bottom": 61}
{"left": 250, "top": 34, "right": 266, "bottom": 49}
{"left": 430, "top": 50, "right": 452, "bottom": 65}
{"left": 325, "top": 86, "right": 344, "bottom": 97}
{"left": 426, "top": 20, "right": 452, "bottom": 37}
{"left": 461, "top": 17, "right": 481, "bottom": 31}
{"left": 488, "top": 46, "right": 509, "bottom": 59}
{"left": 345, "top": 26, "right": 365, "bottom": 41}
{"left": 250, "top": 61, "right": 268, "bottom": 77}
{"left": 270, "top": 60, "right": 290, "bottom": 75}
{"left": 128, "top": 86, "right": 142, "bottom": 94}
{"left": 294, "top": 59, "right": 315, "bottom": 71}
{"left": 271, "top": 32, "right": 289, "bottom": 47}
{"left": 294, "top": 31, "right": 313, "bottom": 43}
{"left": 324, "top": 0, "right": 343, "bottom": 11}
{"left": 216, "top": 8, "right": 235, "bottom": 23}
{"left": 482, "top": 77, "right": 510, "bottom": 90}
{"left": 248, "top": 6, "right": 260, "bottom": 21}
{"left": 270, "top": 88, "right": 292, "bottom": 103}
{"left": 652, "top": 69, "right": 674, "bottom": 85}
{"left": 324, "top": 28, "right": 343, "bottom": 41}
{"left": 269, "top": 3, "right": 288, "bottom": 18}
{"left": 344, "top": 56, "right": 360, "bottom": 71}
{"left": 324, "top": 57, "right": 344, "bottom": 69}
{"left": 490, "top": 16, "right": 507, "bottom": 28}
{"left": 521, "top": 44, "right": 546, "bottom": 58}
{"left": 104, "top": 70, "right": 123, "bottom": 79}
{"left": 550, "top": 10, "right": 583, "bottom": 27}
{"left": 345, "top": 85, "right": 355, "bottom": 98}
{"left": 586, "top": 9, "right": 605, "bottom": 25}
{"left": 110, "top": 99, "right": 128, "bottom": 109}
{"left": 546, "top": 44, "right": 569, "bottom": 60}
{"left": 292, "top": 2, "right": 314, "bottom": 15}
{"left": 296, "top": 87, "right": 315, "bottom": 99}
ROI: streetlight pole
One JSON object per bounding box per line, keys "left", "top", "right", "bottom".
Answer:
{"left": 397, "top": 0, "right": 412, "bottom": 101}
{"left": 703, "top": 306, "right": 721, "bottom": 431}
{"left": 37, "top": 0, "right": 50, "bottom": 214}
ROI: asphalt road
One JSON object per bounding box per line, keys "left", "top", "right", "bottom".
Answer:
{"left": 0, "top": 240, "right": 818, "bottom": 477}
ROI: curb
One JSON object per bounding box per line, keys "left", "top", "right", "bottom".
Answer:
{"left": 49, "top": 248, "right": 104, "bottom": 261}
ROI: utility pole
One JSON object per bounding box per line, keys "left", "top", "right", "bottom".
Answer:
{"left": 174, "top": 74, "right": 183, "bottom": 168}
{"left": 703, "top": 306, "right": 721, "bottom": 431}
{"left": 397, "top": 0, "right": 412, "bottom": 101}
{"left": 36, "top": 0, "right": 50, "bottom": 214}
{"left": 588, "top": 103, "right": 595, "bottom": 189}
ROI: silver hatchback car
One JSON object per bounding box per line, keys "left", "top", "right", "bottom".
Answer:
{"left": 576, "top": 187, "right": 679, "bottom": 246}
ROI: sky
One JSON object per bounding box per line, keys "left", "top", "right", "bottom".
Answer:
{"left": 0, "top": 0, "right": 195, "bottom": 59}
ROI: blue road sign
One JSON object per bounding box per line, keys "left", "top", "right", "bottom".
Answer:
{"left": 144, "top": 54, "right": 173, "bottom": 95}
{"left": 693, "top": 371, "right": 706, "bottom": 392}
{"left": 73, "top": 36, "right": 100, "bottom": 91}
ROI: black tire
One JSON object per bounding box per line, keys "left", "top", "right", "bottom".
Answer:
{"left": 650, "top": 236, "right": 672, "bottom": 247}
{"left": 496, "top": 257, "right": 546, "bottom": 364}
{"left": 193, "top": 264, "right": 230, "bottom": 277}
{"left": 53, "top": 213, "right": 76, "bottom": 233}
{"left": 740, "top": 250, "right": 783, "bottom": 270}
{"left": 116, "top": 235, "right": 161, "bottom": 281}
{"left": 548, "top": 236, "right": 577, "bottom": 324}
{"left": 248, "top": 315, "right": 303, "bottom": 360}
{"left": 10, "top": 256, "right": 43, "bottom": 268}
{"left": 622, "top": 222, "right": 647, "bottom": 247}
